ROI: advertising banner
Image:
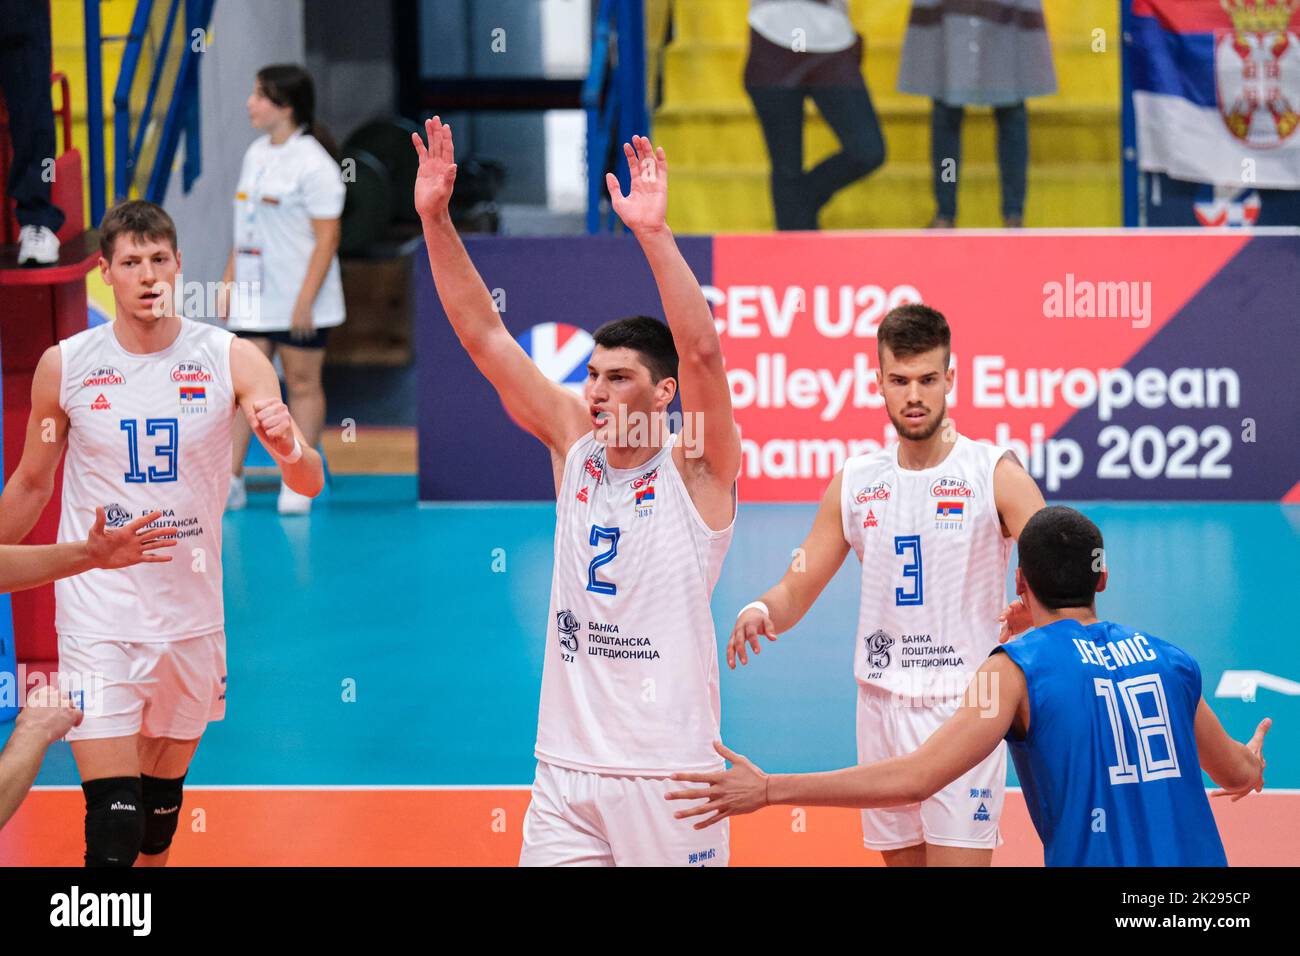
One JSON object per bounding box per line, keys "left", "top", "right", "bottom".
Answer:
{"left": 417, "top": 231, "right": 1300, "bottom": 503}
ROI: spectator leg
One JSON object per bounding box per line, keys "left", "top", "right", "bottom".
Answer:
{"left": 930, "top": 99, "right": 964, "bottom": 222}
{"left": 804, "top": 81, "right": 886, "bottom": 221}
{"left": 994, "top": 101, "right": 1029, "bottom": 221}
{"left": 0, "top": 0, "right": 65, "bottom": 232}
{"left": 746, "top": 85, "right": 816, "bottom": 230}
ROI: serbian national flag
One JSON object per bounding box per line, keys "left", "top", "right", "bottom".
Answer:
{"left": 1130, "top": 0, "right": 1300, "bottom": 188}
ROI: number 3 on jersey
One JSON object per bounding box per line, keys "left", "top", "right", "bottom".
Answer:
{"left": 121, "top": 418, "right": 179, "bottom": 483}
{"left": 894, "top": 534, "right": 923, "bottom": 606}
{"left": 587, "top": 524, "right": 620, "bottom": 595}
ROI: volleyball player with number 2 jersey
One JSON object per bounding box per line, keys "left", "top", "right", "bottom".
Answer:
{"left": 0, "top": 200, "right": 323, "bottom": 866}
{"left": 413, "top": 119, "right": 740, "bottom": 866}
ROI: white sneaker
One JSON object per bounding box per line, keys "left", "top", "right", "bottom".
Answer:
{"left": 17, "top": 225, "right": 60, "bottom": 266}
{"left": 226, "top": 474, "right": 247, "bottom": 512}
{"left": 277, "top": 481, "right": 313, "bottom": 515}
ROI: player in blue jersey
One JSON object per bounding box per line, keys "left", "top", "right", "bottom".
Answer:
{"left": 667, "top": 506, "right": 1271, "bottom": 866}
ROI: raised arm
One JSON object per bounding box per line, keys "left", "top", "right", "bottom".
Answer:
{"left": 230, "top": 337, "right": 325, "bottom": 497}
{"left": 0, "top": 346, "right": 68, "bottom": 544}
{"left": 727, "top": 469, "right": 850, "bottom": 668}
{"left": 412, "top": 117, "right": 588, "bottom": 458}
{"left": 607, "top": 136, "right": 741, "bottom": 485}
{"left": 667, "top": 654, "right": 1026, "bottom": 828}
{"left": 1194, "top": 699, "right": 1270, "bottom": 800}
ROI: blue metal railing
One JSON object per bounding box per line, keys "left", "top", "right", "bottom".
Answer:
{"left": 583, "top": 0, "right": 648, "bottom": 233}
{"left": 83, "top": 0, "right": 215, "bottom": 226}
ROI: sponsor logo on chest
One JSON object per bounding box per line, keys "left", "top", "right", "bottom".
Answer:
{"left": 930, "top": 475, "right": 973, "bottom": 530}
{"left": 82, "top": 366, "right": 125, "bottom": 388}
{"left": 855, "top": 480, "right": 890, "bottom": 528}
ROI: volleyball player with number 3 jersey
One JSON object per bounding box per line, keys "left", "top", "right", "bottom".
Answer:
{"left": 729, "top": 304, "right": 1046, "bottom": 866}
{"left": 413, "top": 120, "right": 741, "bottom": 866}
{"left": 0, "top": 201, "right": 324, "bottom": 866}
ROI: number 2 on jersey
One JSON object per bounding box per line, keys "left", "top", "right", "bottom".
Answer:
{"left": 586, "top": 524, "right": 620, "bottom": 595}
{"left": 894, "top": 534, "right": 923, "bottom": 606}
{"left": 121, "top": 418, "right": 179, "bottom": 483}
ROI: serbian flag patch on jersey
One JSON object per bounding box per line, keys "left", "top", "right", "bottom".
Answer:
{"left": 179, "top": 385, "right": 206, "bottom": 405}
{"left": 935, "top": 500, "right": 964, "bottom": 521}
{"left": 635, "top": 485, "right": 655, "bottom": 505}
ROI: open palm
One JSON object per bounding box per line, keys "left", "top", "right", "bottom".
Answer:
{"left": 412, "top": 116, "right": 458, "bottom": 220}
{"left": 606, "top": 135, "right": 667, "bottom": 233}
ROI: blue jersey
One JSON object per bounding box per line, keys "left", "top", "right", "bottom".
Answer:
{"left": 994, "top": 620, "right": 1226, "bottom": 867}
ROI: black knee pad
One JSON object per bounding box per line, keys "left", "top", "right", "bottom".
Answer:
{"left": 82, "top": 776, "right": 144, "bottom": 867}
{"left": 140, "top": 773, "right": 186, "bottom": 856}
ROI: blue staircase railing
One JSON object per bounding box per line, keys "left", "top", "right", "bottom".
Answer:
{"left": 83, "top": 0, "right": 216, "bottom": 226}
{"left": 583, "top": 0, "right": 648, "bottom": 234}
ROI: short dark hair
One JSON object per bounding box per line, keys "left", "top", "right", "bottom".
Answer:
{"left": 877, "top": 303, "right": 951, "bottom": 366}
{"left": 1018, "top": 506, "right": 1105, "bottom": 610}
{"left": 99, "top": 200, "right": 177, "bottom": 261}
{"left": 592, "top": 315, "right": 679, "bottom": 383}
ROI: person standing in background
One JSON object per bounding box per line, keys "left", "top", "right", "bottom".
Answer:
{"left": 744, "top": 0, "right": 886, "bottom": 230}
{"left": 0, "top": 0, "right": 65, "bottom": 265}
{"left": 898, "top": 0, "right": 1056, "bottom": 228}
{"left": 222, "top": 65, "right": 344, "bottom": 515}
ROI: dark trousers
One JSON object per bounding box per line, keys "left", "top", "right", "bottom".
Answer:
{"left": 931, "top": 100, "right": 1027, "bottom": 221}
{"left": 0, "top": 0, "right": 64, "bottom": 232}
{"left": 747, "top": 83, "right": 886, "bottom": 230}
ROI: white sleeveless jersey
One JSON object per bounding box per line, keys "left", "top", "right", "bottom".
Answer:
{"left": 55, "top": 320, "right": 236, "bottom": 640}
{"left": 841, "top": 435, "right": 1013, "bottom": 699}
{"left": 535, "top": 431, "right": 735, "bottom": 776}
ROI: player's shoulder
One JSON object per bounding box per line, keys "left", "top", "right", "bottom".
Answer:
{"left": 185, "top": 316, "right": 235, "bottom": 343}
{"left": 59, "top": 321, "right": 112, "bottom": 349}
{"left": 842, "top": 444, "right": 894, "bottom": 479}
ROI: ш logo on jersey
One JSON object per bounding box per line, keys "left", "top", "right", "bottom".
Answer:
{"left": 864, "top": 629, "right": 894, "bottom": 668}
{"left": 930, "top": 476, "right": 973, "bottom": 498}
{"left": 90, "top": 393, "right": 112, "bottom": 411}
{"left": 854, "top": 480, "right": 890, "bottom": 504}
{"left": 103, "top": 503, "right": 132, "bottom": 528}
{"left": 171, "top": 360, "right": 213, "bottom": 383}
{"left": 576, "top": 485, "right": 589, "bottom": 503}
{"left": 556, "top": 609, "right": 581, "bottom": 654}
{"left": 82, "top": 366, "right": 125, "bottom": 388}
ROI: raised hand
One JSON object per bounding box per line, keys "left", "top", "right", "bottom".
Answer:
{"left": 605, "top": 135, "right": 668, "bottom": 235}
{"left": 246, "top": 398, "right": 297, "bottom": 459}
{"left": 997, "top": 598, "right": 1033, "bottom": 643}
{"left": 728, "top": 606, "right": 778, "bottom": 669}
{"left": 412, "top": 116, "right": 458, "bottom": 221}
{"left": 85, "top": 508, "right": 176, "bottom": 570}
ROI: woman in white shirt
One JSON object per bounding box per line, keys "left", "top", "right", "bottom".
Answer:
{"left": 221, "top": 64, "right": 344, "bottom": 514}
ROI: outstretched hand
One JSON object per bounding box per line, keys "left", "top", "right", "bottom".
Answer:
{"left": 1213, "top": 717, "right": 1272, "bottom": 802}
{"left": 665, "top": 741, "right": 769, "bottom": 830}
{"left": 412, "top": 116, "right": 458, "bottom": 221}
{"left": 605, "top": 135, "right": 668, "bottom": 235}
{"left": 85, "top": 508, "right": 176, "bottom": 570}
